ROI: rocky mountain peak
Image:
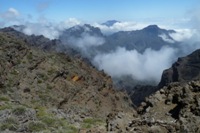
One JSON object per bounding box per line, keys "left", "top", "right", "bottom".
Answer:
{"left": 102, "top": 20, "right": 120, "bottom": 26}
{"left": 61, "top": 24, "right": 104, "bottom": 37}
{"left": 142, "top": 25, "right": 163, "bottom": 35}
{"left": 143, "top": 24, "right": 159, "bottom": 30}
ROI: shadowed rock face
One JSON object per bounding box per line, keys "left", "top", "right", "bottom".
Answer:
{"left": 159, "top": 49, "right": 200, "bottom": 88}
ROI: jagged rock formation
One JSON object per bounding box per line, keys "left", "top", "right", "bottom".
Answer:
{"left": 0, "top": 27, "right": 56, "bottom": 50}
{"left": 0, "top": 29, "right": 133, "bottom": 132}
{"left": 159, "top": 49, "right": 200, "bottom": 88}
{"left": 134, "top": 81, "right": 200, "bottom": 132}
{"left": 128, "top": 85, "right": 158, "bottom": 106}
{"left": 60, "top": 24, "right": 104, "bottom": 38}
{"left": 0, "top": 27, "right": 80, "bottom": 56}
{"left": 106, "top": 80, "right": 200, "bottom": 133}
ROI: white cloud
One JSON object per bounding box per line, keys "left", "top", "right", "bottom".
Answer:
{"left": 22, "top": 22, "right": 60, "bottom": 39}
{"left": 93, "top": 21, "right": 148, "bottom": 34}
{"left": 169, "top": 29, "right": 194, "bottom": 42}
{"left": 69, "top": 33, "right": 104, "bottom": 48}
{"left": 58, "top": 18, "right": 81, "bottom": 30}
{"left": 0, "top": 8, "right": 22, "bottom": 26}
{"left": 93, "top": 47, "right": 177, "bottom": 83}
{"left": 159, "top": 34, "right": 175, "bottom": 43}
{"left": 1, "top": 8, "right": 20, "bottom": 20}
{"left": 8, "top": 8, "right": 19, "bottom": 16}
{"left": 59, "top": 32, "right": 105, "bottom": 58}
{"left": 11, "top": 17, "right": 81, "bottom": 40}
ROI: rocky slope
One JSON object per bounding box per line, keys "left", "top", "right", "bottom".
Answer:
{"left": 0, "top": 29, "right": 133, "bottom": 132}
{"left": 0, "top": 27, "right": 79, "bottom": 57}
{"left": 107, "top": 80, "right": 200, "bottom": 133}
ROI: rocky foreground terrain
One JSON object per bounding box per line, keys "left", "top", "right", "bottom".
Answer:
{"left": 0, "top": 28, "right": 200, "bottom": 133}
{"left": 108, "top": 80, "right": 200, "bottom": 133}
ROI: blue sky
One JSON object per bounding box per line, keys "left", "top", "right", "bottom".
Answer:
{"left": 0, "top": 0, "right": 199, "bottom": 23}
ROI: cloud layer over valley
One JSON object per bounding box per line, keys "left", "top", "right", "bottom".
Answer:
{"left": 93, "top": 47, "right": 177, "bottom": 83}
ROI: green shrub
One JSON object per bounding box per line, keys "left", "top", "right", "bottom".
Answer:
{"left": 10, "top": 70, "right": 19, "bottom": 75}
{"left": 28, "top": 121, "right": 46, "bottom": 132}
{"left": 0, "top": 96, "right": 9, "bottom": 101}
{"left": 37, "top": 73, "right": 48, "bottom": 81}
{"left": 36, "top": 107, "right": 47, "bottom": 118}
{"left": 38, "top": 94, "right": 51, "bottom": 103}
{"left": 82, "top": 118, "right": 103, "bottom": 129}
{"left": 37, "top": 79, "right": 43, "bottom": 84}
{"left": 12, "top": 106, "right": 26, "bottom": 115}
{"left": 46, "top": 84, "right": 53, "bottom": 90}
{"left": 47, "top": 69, "right": 55, "bottom": 75}
{"left": 83, "top": 118, "right": 103, "bottom": 124}
{"left": 0, "top": 105, "right": 12, "bottom": 110}
{"left": 41, "top": 116, "right": 56, "bottom": 127}
{"left": 34, "top": 107, "right": 78, "bottom": 132}
{"left": 27, "top": 52, "right": 33, "bottom": 60}
{"left": 0, "top": 117, "right": 19, "bottom": 131}
{"left": 58, "top": 119, "right": 78, "bottom": 133}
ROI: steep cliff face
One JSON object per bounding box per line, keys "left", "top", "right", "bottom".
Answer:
{"left": 0, "top": 30, "right": 133, "bottom": 132}
{"left": 159, "top": 49, "right": 200, "bottom": 88}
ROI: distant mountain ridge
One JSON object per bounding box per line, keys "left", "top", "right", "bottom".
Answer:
{"left": 60, "top": 24, "right": 104, "bottom": 38}
{"left": 11, "top": 23, "right": 177, "bottom": 54}
{"left": 57, "top": 23, "right": 178, "bottom": 56}
{"left": 97, "top": 24, "right": 177, "bottom": 53}
{"left": 101, "top": 20, "right": 120, "bottom": 26}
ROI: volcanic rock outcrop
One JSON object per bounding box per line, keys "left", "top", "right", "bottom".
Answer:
{"left": 159, "top": 49, "right": 200, "bottom": 88}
